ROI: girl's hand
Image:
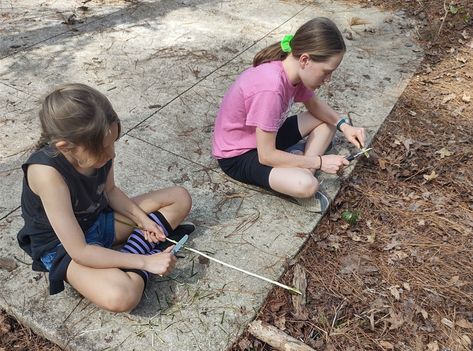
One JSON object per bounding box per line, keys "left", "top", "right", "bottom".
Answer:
{"left": 320, "top": 155, "right": 349, "bottom": 174}
{"left": 143, "top": 246, "right": 176, "bottom": 275}
{"left": 138, "top": 215, "right": 166, "bottom": 243}
{"left": 341, "top": 124, "right": 365, "bottom": 149}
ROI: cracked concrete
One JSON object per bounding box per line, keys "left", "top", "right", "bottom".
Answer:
{"left": 0, "top": 0, "right": 422, "bottom": 349}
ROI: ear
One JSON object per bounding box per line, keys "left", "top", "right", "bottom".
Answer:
{"left": 55, "top": 140, "right": 72, "bottom": 152}
{"left": 299, "top": 53, "right": 310, "bottom": 67}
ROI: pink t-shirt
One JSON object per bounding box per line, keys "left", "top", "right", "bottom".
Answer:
{"left": 212, "top": 61, "right": 314, "bottom": 159}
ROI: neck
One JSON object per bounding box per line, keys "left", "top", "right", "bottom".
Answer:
{"left": 282, "top": 54, "right": 301, "bottom": 85}
{"left": 61, "top": 151, "right": 95, "bottom": 176}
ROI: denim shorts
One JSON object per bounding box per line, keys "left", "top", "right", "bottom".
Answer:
{"left": 40, "top": 211, "right": 116, "bottom": 271}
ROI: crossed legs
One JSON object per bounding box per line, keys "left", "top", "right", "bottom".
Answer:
{"left": 66, "top": 186, "right": 192, "bottom": 312}
{"left": 268, "top": 112, "right": 335, "bottom": 198}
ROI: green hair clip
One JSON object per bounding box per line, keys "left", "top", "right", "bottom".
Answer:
{"left": 280, "top": 34, "right": 294, "bottom": 53}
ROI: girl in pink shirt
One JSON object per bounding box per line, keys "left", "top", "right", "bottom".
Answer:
{"left": 212, "top": 17, "right": 365, "bottom": 211}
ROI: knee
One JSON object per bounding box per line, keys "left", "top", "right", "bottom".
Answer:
{"left": 103, "top": 285, "right": 141, "bottom": 313}
{"left": 293, "top": 174, "right": 319, "bottom": 198}
{"left": 172, "top": 186, "right": 192, "bottom": 214}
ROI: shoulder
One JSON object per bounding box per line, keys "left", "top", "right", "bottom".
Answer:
{"left": 239, "top": 61, "right": 285, "bottom": 92}
{"left": 27, "top": 164, "right": 67, "bottom": 197}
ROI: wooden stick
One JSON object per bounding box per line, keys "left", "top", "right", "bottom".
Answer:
{"left": 115, "top": 218, "right": 302, "bottom": 295}
{"left": 248, "top": 320, "right": 316, "bottom": 351}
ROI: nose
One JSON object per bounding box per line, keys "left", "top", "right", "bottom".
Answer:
{"left": 323, "top": 73, "right": 332, "bottom": 83}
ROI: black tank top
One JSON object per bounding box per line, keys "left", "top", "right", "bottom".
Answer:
{"left": 17, "top": 146, "right": 112, "bottom": 272}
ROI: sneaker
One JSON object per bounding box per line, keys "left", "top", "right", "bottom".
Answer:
{"left": 285, "top": 140, "right": 306, "bottom": 155}
{"left": 155, "top": 222, "right": 195, "bottom": 251}
{"left": 315, "top": 190, "right": 330, "bottom": 213}
{"left": 293, "top": 190, "right": 330, "bottom": 213}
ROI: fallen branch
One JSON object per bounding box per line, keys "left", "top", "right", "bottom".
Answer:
{"left": 248, "top": 320, "right": 316, "bottom": 351}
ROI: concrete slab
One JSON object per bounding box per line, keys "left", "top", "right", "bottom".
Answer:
{"left": 0, "top": 0, "right": 309, "bottom": 134}
{"left": 0, "top": 0, "right": 131, "bottom": 58}
{"left": 132, "top": 3, "right": 422, "bottom": 168}
{"left": 0, "top": 135, "right": 316, "bottom": 351}
{"left": 0, "top": 0, "right": 423, "bottom": 350}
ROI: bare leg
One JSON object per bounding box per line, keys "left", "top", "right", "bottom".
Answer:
{"left": 268, "top": 112, "right": 335, "bottom": 198}
{"left": 114, "top": 186, "right": 192, "bottom": 244}
{"left": 297, "top": 111, "right": 336, "bottom": 173}
{"left": 66, "top": 262, "right": 145, "bottom": 312}
{"left": 269, "top": 167, "right": 319, "bottom": 198}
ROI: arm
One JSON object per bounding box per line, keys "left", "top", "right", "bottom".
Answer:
{"left": 28, "top": 165, "right": 174, "bottom": 275}
{"left": 256, "top": 128, "right": 348, "bottom": 173}
{"left": 304, "top": 96, "right": 365, "bottom": 148}
{"left": 104, "top": 164, "right": 165, "bottom": 242}
{"left": 255, "top": 128, "right": 321, "bottom": 169}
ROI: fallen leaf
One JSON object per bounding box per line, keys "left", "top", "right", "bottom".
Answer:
{"left": 349, "top": 17, "right": 371, "bottom": 26}
{"left": 378, "top": 158, "right": 387, "bottom": 170}
{"left": 441, "top": 93, "right": 456, "bottom": 104}
{"left": 379, "top": 341, "right": 394, "bottom": 349}
{"left": 238, "top": 337, "right": 252, "bottom": 350}
{"left": 387, "top": 309, "right": 404, "bottom": 330}
{"left": 198, "top": 256, "right": 210, "bottom": 265}
{"left": 389, "top": 286, "right": 401, "bottom": 300}
{"left": 462, "top": 93, "right": 471, "bottom": 103}
{"left": 427, "top": 341, "right": 439, "bottom": 351}
{"left": 403, "top": 282, "right": 411, "bottom": 291}
{"left": 448, "top": 275, "right": 460, "bottom": 285}
{"left": 460, "top": 335, "right": 471, "bottom": 347}
{"left": 269, "top": 301, "right": 285, "bottom": 312}
{"left": 423, "top": 170, "right": 438, "bottom": 181}
{"left": 441, "top": 317, "right": 454, "bottom": 328}
{"left": 384, "top": 240, "right": 401, "bottom": 251}
{"left": 274, "top": 316, "right": 286, "bottom": 330}
{"left": 456, "top": 319, "right": 473, "bottom": 329}
{"left": 435, "top": 148, "right": 453, "bottom": 158}
{"left": 366, "top": 233, "right": 376, "bottom": 243}
{"left": 0, "top": 257, "right": 17, "bottom": 271}
{"left": 416, "top": 306, "right": 428, "bottom": 319}
{"left": 292, "top": 264, "right": 308, "bottom": 320}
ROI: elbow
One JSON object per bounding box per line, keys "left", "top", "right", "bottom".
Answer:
{"left": 68, "top": 246, "right": 88, "bottom": 266}
{"left": 257, "top": 152, "right": 272, "bottom": 167}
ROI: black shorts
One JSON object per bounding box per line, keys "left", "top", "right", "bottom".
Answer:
{"left": 217, "top": 115, "right": 302, "bottom": 190}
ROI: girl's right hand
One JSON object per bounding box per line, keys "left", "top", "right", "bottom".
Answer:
{"left": 143, "top": 246, "right": 177, "bottom": 275}
{"left": 319, "top": 155, "right": 349, "bottom": 174}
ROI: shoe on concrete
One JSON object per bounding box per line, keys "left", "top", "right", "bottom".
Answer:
{"left": 293, "top": 190, "right": 330, "bottom": 213}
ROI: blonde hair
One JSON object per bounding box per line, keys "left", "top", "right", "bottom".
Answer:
{"left": 36, "top": 83, "right": 120, "bottom": 159}
{"left": 253, "top": 17, "right": 345, "bottom": 67}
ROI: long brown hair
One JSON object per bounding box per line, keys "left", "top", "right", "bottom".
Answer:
{"left": 36, "top": 83, "right": 120, "bottom": 160}
{"left": 253, "top": 17, "right": 346, "bottom": 67}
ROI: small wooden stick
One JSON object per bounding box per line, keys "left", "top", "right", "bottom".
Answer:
{"left": 115, "top": 218, "right": 302, "bottom": 295}
{"left": 248, "top": 320, "right": 316, "bottom": 351}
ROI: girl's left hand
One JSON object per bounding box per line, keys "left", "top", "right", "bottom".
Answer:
{"left": 138, "top": 216, "right": 166, "bottom": 243}
{"left": 341, "top": 124, "right": 365, "bottom": 149}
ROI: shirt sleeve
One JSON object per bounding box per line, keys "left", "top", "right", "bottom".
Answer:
{"left": 245, "top": 91, "right": 284, "bottom": 132}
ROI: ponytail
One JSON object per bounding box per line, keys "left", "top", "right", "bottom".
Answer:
{"left": 252, "top": 17, "right": 345, "bottom": 67}
{"left": 253, "top": 42, "right": 288, "bottom": 67}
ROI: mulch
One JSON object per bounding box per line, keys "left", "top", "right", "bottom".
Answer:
{"left": 233, "top": 0, "right": 473, "bottom": 350}
{"left": 1, "top": 0, "right": 472, "bottom": 350}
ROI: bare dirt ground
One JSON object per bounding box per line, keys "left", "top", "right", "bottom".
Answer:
{"left": 1, "top": 0, "right": 472, "bottom": 350}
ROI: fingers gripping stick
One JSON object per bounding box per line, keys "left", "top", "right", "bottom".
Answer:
{"left": 346, "top": 147, "right": 373, "bottom": 161}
